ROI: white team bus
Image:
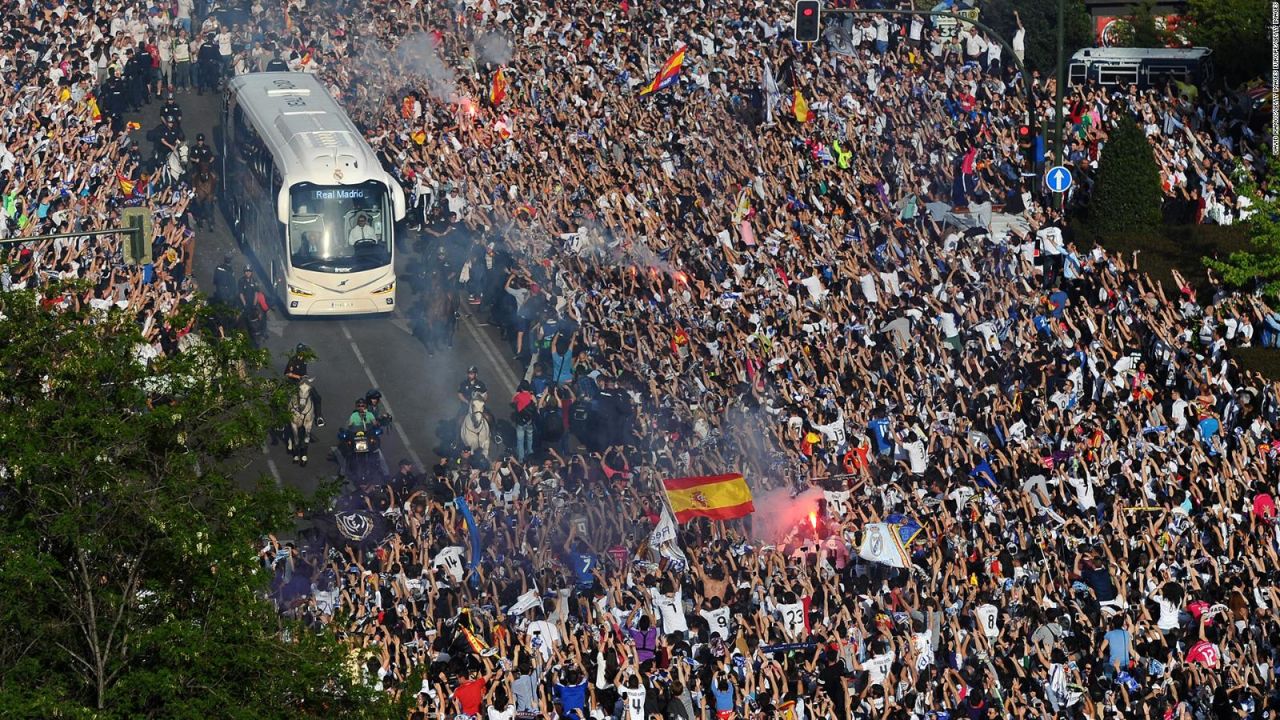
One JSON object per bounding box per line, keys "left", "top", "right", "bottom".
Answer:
{"left": 221, "top": 73, "right": 406, "bottom": 315}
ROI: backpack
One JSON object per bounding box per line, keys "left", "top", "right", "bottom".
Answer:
{"left": 540, "top": 406, "right": 563, "bottom": 439}
{"left": 515, "top": 401, "right": 536, "bottom": 426}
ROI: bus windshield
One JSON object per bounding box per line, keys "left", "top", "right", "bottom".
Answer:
{"left": 288, "top": 181, "right": 391, "bottom": 272}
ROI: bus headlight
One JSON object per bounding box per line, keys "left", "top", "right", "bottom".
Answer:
{"left": 371, "top": 281, "right": 395, "bottom": 295}
{"left": 288, "top": 284, "right": 314, "bottom": 297}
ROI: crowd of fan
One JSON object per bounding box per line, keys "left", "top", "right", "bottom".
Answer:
{"left": 5, "top": 0, "right": 1270, "bottom": 718}
{"left": 238, "top": 0, "right": 1280, "bottom": 719}
{"left": 0, "top": 0, "right": 224, "bottom": 356}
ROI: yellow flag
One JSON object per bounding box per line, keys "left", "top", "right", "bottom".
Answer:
{"left": 792, "top": 90, "right": 811, "bottom": 123}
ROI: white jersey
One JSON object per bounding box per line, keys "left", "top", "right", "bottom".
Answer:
{"left": 431, "top": 546, "right": 466, "bottom": 583}
{"left": 700, "top": 606, "right": 731, "bottom": 640}
{"left": 776, "top": 600, "right": 806, "bottom": 638}
{"left": 865, "top": 650, "right": 896, "bottom": 685}
{"left": 526, "top": 619, "right": 561, "bottom": 661}
{"left": 975, "top": 604, "right": 999, "bottom": 639}
{"left": 619, "top": 685, "right": 647, "bottom": 720}
{"left": 649, "top": 588, "right": 689, "bottom": 634}
{"left": 824, "top": 490, "right": 852, "bottom": 521}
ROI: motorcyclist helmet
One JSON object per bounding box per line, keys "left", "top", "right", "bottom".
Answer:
{"left": 365, "top": 389, "right": 383, "bottom": 402}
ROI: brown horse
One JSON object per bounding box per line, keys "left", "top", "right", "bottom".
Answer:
{"left": 409, "top": 263, "right": 460, "bottom": 353}
{"left": 190, "top": 159, "right": 218, "bottom": 230}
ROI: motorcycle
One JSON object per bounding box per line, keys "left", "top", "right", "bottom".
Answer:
{"left": 334, "top": 425, "right": 389, "bottom": 486}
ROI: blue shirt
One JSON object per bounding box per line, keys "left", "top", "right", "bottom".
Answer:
{"left": 551, "top": 349, "right": 574, "bottom": 384}
{"left": 711, "top": 683, "right": 735, "bottom": 711}
{"left": 1104, "top": 628, "right": 1131, "bottom": 668}
{"left": 868, "top": 418, "right": 892, "bottom": 454}
{"left": 569, "top": 551, "right": 595, "bottom": 587}
{"left": 555, "top": 679, "right": 587, "bottom": 714}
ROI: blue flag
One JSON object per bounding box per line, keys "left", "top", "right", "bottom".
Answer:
{"left": 454, "top": 497, "right": 483, "bottom": 589}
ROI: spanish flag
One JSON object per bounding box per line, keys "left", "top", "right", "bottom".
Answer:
{"left": 663, "top": 473, "right": 754, "bottom": 523}
{"left": 489, "top": 67, "right": 509, "bottom": 106}
{"left": 87, "top": 96, "right": 101, "bottom": 122}
{"left": 640, "top": 45, "right": 686, "bottom": 96}
{"left": 792, "top": 89, "right": 811, "bottom": 123}
{"left": 117, "top": 173, "right": 135, "bottom": 196}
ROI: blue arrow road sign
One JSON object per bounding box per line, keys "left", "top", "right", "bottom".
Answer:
{"left": 1045, "top": 165, "right": 1072, "bottom": 193}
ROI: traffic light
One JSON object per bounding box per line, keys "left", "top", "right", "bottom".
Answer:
{"left": 1016, "top": 124, "right": 1034, "bottom": 165}
{"left": 121, "top": 206, "right": 153, "bottom": 266}
{"left": 794, "top": 0, "right": 821, "bottom": 43}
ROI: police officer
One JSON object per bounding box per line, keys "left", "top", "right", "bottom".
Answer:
{"left": 213, "top": 254, "right": 237, "bottom": 306}
{"left": 189, "top": 133, "right": 214, "bottom": 167}
{"left": 285, "top": 343, "right": 325, "bottom": 427}
{"left": 160, "top": 91, "right": 182, "bottom": 125}
{"left": 390, "top": 459, "right": 418, "bottom": 496}
{"left": 130, "top": 43, "right": 154, "bottom": 108}
{"left": 196, "top": 34, "right": 221, "bottom": 95}
{"left": 265, "top": 55, "right": 289, "bottom": 72}
{"left": 152, "top": 115, "right": 185, "bottom": 162}
{"left": 457, "top": 365, "right": 487, "bottom": 416}
{"left": 101, "top": 69, "right": 128, "bottom": 132}
{"left": 237, "top": 265, "right": 259, "bottom": 311}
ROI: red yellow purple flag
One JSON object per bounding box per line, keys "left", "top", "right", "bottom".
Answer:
{"left": 662, "top": 473, "right": 754, "bottom": 523}
{"left": 640, "top": 45, "right": 687, "bottom": 96}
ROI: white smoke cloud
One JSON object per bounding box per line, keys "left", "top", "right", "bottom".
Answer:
{"left": 473, "top": 31, "right": 513, "bottom": 66}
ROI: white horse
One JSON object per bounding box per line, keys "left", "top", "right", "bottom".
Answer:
{"left": 459, "top": 397, "right": 491, "bottom": 459}
{"left": 161, "top": 141, "right": 189, "bottom": 188}
{"left": 285, "top": 378, "right": 316, "bottom": 466}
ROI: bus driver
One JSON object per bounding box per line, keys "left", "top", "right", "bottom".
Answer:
{"left": 347, "top": 213, "right": 377, "bottom": 246}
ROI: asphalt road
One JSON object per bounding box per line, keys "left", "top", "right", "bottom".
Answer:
{"left": 128, "top": 87, "right": 522, "bottom": 496}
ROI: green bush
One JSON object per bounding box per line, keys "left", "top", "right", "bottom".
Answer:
{"left": 1089, "top": 119, "right": 1163, "bottom": 237}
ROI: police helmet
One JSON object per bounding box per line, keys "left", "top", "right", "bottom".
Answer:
{"left": 365, "top": 389, "right": 382, "bottom": 401}
{"left": 294, "top": 343, "right": 309, "bottom": 355}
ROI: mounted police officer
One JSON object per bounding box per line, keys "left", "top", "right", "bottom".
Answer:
{"left": 285, "top": 343, "right": 325, "bottom": 427}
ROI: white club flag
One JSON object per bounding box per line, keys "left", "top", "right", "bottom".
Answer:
{"left": 651, "top": 504, "right": 689, "bottom": 570}
{"left": 858, "top": 522, "right": 908, "bottom": 568}
{"left": 507, "top": 588, "right": 542, "bottom": 616}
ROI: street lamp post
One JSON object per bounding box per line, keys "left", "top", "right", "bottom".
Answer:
{"left": 1054, "top": 0, "right": 1067, "bottom": 168}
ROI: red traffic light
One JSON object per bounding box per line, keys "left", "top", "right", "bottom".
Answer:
{"left": 794, "top": 0, "right": 821, "bottom": 42}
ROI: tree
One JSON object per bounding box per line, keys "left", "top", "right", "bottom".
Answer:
{"left": 982, "top": 0, "right": 1094, "bottom": 76}
{"left": 0, "top": 291, "right": 396, "bottom": 719}
{"left": 1089, "top": 118, "right": 1164, "bottom": 237}
{"left": 1186, "top": 0, "right": 1270, "bottom": 86}
{"left": 1125, "top": 0, "right": 1167, "bottom": 47}
{"left": 1205, "top": 156, "right": 1280, "bottom": 296}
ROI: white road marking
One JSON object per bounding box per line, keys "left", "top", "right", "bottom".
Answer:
{"left": 261, "top": 443, "right": 283, "bottom": 487}
{"left": 340, "top": 322, "right": 426, "bottom": 471}
{"left": 388, "top": 317, "right": 414, "bottom": 336}
{"left": 461, "top": 312, "right": 518, "bottom": 395}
